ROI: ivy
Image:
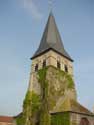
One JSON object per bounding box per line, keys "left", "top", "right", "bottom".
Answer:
{"left": 49, "top": 66, "right": 74, "bottom": 89}
{"left": 39, "top": 101, "right": 51, "bottom": 125}
{"left": 23, "top": 91, "right": 32, "bottom": 107}
{"left": 51, "top": 112, "right": 70, "bottom": 125}
{"left": 66, "top": 74, "right": 74, "bottom": 89}
{"left": 23, "top": 91, "right": 41, "bottom": 114}
{"left": 16, "top": 114, "right": 25, "bottom": 125}
{"left": 16, "top": 91, "right": 41, "bottom": 125}
{"left": 16, "top": 66, "right": 74, "bottom": 125}
{"left": 38, "top": 67, "right": 51, "bottom": 125}
{"left": 38, "top": 66, "right": 74, "bottom": 125}
{"left": 38, "top": 68, "right": 48, "bottom": 99}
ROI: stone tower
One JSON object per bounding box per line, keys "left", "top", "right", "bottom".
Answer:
{"left": 16, "top": 12, "right": 94, "bottom": 125}
{"left": 31, "top": 13, "right": 73, "bottom": 76}
{"left": 28, "top": 12, "right": 77, "bottom": 105}
{"left": 28, "top": 12, "right": 76, "bottom": 96}
{"left": 22, "top": 12, "right": 77, "bottom": 125}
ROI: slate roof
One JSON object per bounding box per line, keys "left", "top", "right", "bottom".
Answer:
{"left": 31, "top": 12, "right": 73, "bottom": 62}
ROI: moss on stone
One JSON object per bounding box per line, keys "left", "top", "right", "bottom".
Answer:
{"left": 44, "top": 66, "right": 75, "bottom": 111}
{"left": 66, "top": 74, "right": 74, "bottom": 89}
{"left": 55, "top": 66, "right": 74, "bottom": 89}
{"left": 38, "top": 66, "right": 74, "bottom": 90}
{"left": 47, "top": 66, "right": 74, "bottom": 88}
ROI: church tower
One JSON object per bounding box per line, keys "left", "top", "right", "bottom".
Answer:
{"left": 28, "top": 13, "right": 76, "bottom": 98}
{"left": 16, "top": 12, "right": 94, "bottom": 125}
{"left": 23, "top": 12, "right": 77, "bottom": 125}
{"left": 31, "top": 13, "right": 73, "bottom": 76}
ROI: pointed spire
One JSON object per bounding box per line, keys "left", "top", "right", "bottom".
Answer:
{"left": 31, "top": 12, "right": 73, "bottom": 62}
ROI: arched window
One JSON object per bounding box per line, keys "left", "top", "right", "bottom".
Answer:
{"left": 57, "top": 61, "right": 61, "bottom": 69}
{"left": 43, "top": 60, "right": 46, "bottom": 68}
{"left": 35, "top": 64, "right": 38, "bottom": 71}
{"left": 65, "top": 65, "right": 68, "bottom": 73}
{"left": 80, "top": 118, "right": 89, "bottom": 125}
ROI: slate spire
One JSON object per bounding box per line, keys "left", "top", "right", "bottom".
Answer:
{"left": 31, "top": 12, "right": 73, "bottom": 62}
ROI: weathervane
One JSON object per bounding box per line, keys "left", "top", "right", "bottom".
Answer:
{"left": 48, "top": 0, "right": 53, "bottom": 11}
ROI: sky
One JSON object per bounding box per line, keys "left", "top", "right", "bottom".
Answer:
{"left": 0, "top": 0, "right": 94, "bottom": 116}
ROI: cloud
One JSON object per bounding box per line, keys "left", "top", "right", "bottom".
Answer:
{"left": 22, "top": 0, "right": 43, "bottom": 20}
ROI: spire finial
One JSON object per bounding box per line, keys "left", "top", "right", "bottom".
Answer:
{"left": 48, "top": 0, "right": 53, "bottom": 12}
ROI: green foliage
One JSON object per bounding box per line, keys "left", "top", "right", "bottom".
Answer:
{"left": 16, "top": 114, "right": 25, "bottom": 125}
{"left": 16, "top": 66, "right": 74, "bottom": 125}
{"left": 16, "top": 91, "right": 41, "bottom": 125}
{"left": 39, "top": 102, "right": 51, "bottom": 125}
{"left": 52, "top": 65, "right": 74, "bottom": 89}
{"left": 38, "top": 67, "right": 51, "bottom": 125}
{"left": 38, "top": 68, "right": 48, "bottom": 98}
{"left": 38, "top": 66, "right": 74, "bottom": 125}
{"left": 66, "top": 74, "right": 74, "bottom": 89}
{"left": 23, "top": 91, "right": 41, "bottom": 114}
{"left": 51, "top": 112, "right": 70, "bottom": 125}
{"left": 23, "top": 91, "right": 32, "bottom": 107}
{"left": 31, "top": 92, "right": 41, "bottom": 113}
{"left": 38, "top": 68, "right": 47, "bottom": 82}
{"left": 38, "top": 67, "right": 49, "bottom": 100}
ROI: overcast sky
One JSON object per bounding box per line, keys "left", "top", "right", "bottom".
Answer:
{"left": 0, "top": 0, "right": 94, "bottom": 116}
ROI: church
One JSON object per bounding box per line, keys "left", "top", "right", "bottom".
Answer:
{"left": 16, "top": 12, "right": 94, "bottom": 125}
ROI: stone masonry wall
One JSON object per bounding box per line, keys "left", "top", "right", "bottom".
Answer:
{"left": 31, "top": 50, "right": 73, "bottom": 76}
{"left": 70, "top": 112, "right": 94, "bottom": 125}
{"left": 28, "top": 66, "right": 77, "bottom": 112}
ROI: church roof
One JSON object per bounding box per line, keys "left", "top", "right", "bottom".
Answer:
{"left": 31, "top": 12, "right": 73, "bottom": 62}
{"left": 51, "top": 99, "right": 94, "bottom": 116}
{"left": 70, "top": 100, "right": 94, "bottom": 115}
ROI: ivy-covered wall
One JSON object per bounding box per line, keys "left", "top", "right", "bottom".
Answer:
{"left": 38, "top": 67, "right": 51, "bottom": 125}
{"left": 46, "top": 66, "right": 76, "bottom": 111}
{"left": 16, "top": 91, "right": 41, "bottom": 125}
{"left": 51, "top": 112, "right": 70, "bottom": 125}
{"left": 16, "top": 113, "right": 25, "bottom": 125}
{"left": 16, "top": 66, "right": 76, "bottom": 125}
